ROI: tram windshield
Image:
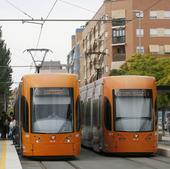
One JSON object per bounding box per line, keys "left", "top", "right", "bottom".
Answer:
{"left": 114, "top": 89, "right": 153, "bottom": 132}
{"left": 31, "top": 88, "right": 73, "bottom": 133}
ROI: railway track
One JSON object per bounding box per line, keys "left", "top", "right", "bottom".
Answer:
{"left": 125, "top": 155, "right": 170, "bottom": 169}
{"left": 37, "top": 160, "right": 82, "bottom": 169}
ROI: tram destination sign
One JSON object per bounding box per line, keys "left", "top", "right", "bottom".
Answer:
{"left": 114, "top": 89, "right": 152, "bottom": 97}
{"left": 33, "top": 88, "right": 70, "bottom": 96}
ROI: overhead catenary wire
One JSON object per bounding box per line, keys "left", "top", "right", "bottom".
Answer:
{"left": 59, "top": 0, "right": 95, "bottom": 13}
{"left": 0, "top": 18, "right": 113, "bottom": 22}
{"left": 1, "top": 0, "right": 164, "bottom": 86}
{"left": 0, "top": 0, "right": 163, "bottom": 23}
{"left": 0, "top": 0, "right": 164, "bottom": 67}
{"left": 44, "top": 0, "right": 59, "bottom": 22}
{"left": 35, "top": 0, "right": 59, "bottom": 50}
{"left": 5, "top": 0, "right": 34, "bottom": 19}
{"left": 0, "top": 65, "right": 67, "bottom": 68}
{"left": 2, "top": 0, "right": 164, "bottom": 61}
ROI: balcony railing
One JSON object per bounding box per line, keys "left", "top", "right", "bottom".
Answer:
{"left": 112, "top": 36, "right": 125, "bottom": 44}
{"left": 112, "top": 53, "right": 126, "bottom": 61}
{"left": 112, "top": 19, "right": 126, "bottom": 27}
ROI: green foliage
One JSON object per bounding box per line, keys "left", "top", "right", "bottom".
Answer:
{"left": 110, "top": 54, "right": 170, "bottom": 85}
{"left": 158, "top": 94, "right": 170, "bottom": 109}
{"left": 109, "top": 69, "right": 122, "bottom": 76}
{"left": 0, "top": 27, "right": 13, "bottom": 111}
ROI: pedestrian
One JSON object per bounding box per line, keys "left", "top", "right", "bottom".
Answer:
{"left": 8, "top": 112, "right": 14, "bottom": 122}
{"left": 9, "top": 116, "right": 16, "bottom": 141}
{"left": 167, "top": 116, "right": 170, "bottom": 134}
{"left": 1, "top": 111, "right": 8, "bottom": 139}
{"left": 0, "top": 113, "right": 3, "bottom": 138}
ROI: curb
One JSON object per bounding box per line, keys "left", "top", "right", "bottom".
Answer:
{"left": 157, "top": 146, "right": 170, "bottom": 157}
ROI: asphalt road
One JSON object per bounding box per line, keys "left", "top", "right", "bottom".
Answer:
{"left": 20, "top": 148, "right": 170, "bottom": 169}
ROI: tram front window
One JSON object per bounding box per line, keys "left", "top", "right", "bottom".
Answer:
{"left": 31, "top": 88, "right": 73, "bottom": 133}
{"left": 114, "top": 89, "right": 153, "bottom": 132}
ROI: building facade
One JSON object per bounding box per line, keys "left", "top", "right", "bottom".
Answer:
{"left": 69, "top": 0, "right": 170, "bottom": 86}
{"left": 67, "top": 28, "right": 84, "bottom": 79}
{"left": 40, "top": 61, "right": 67, "bottom": 73}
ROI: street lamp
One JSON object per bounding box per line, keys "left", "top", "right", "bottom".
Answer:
{"left": 133, "top": 10, "right": 143, "bottom": 54}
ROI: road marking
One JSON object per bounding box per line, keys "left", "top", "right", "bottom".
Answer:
{"left": 0, "top": 141, "right": 6, "bottom": 169}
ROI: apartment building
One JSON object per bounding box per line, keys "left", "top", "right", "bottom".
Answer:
{"left": 68, "top": 0, "right": 170, "bottom": 86}
{"left": 67, "top": 28, "right": 84, "bottom": 79}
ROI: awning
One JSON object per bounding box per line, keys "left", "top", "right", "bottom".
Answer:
{"left": 149, "top": 45, "right": 159, "bottom": 53}
{"left": 112, "top": 9, "right": 125, "bottom": 19}
{"left": 164, "top": 45, "right": 170, "bottom": 53}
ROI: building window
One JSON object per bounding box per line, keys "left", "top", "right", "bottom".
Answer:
{"left": 150, "top": 29, "right": 158, "bottom": 37}
{"left": 164, "top": 11, "right": 170, "bottom": 19}
{"left": 117, "top": 46, "right": 125, "bottom": 54}
{"left": 150, "top": 11, "right": 157, "bottom": 19}
{"left": 93, "top": 26, "right": 96, "bottom": 38}
{"left": 149, "top": 45, "right": 159, "bottom": 53}
{"left": 112, "top": 28, "right": 125, "bottom": 44}
{"left": 89, "top": 32, "right": 92, "bottom": 42}
{"left": 150, "top": 10, "right": 170, "bottom": 19}
{"left": 150, "top": 28, "right": 170, "bottom": 37}
{"left": 164, "top": 29, "right": 170, "bottom": 37}
{"left": 136, "top": 46, "right": 144, "bottom": 54}
{"left": 164, "top": 45, "right": 170, "bottom": 54}
{"left": 135, "top": 11, "right": 144, "bottom": 18}
{"left": 159, "top": 45, "right": 164, "bottom": 54}
{"left": 136, "top": 29, "right": 144, "bottom": 37}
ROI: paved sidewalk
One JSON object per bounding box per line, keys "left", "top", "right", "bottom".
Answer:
{"left": 158, "top": 133, "right": 170, "bottom": 157}
{"left": 0, "top": 140, "right": 22, "bottom": 169}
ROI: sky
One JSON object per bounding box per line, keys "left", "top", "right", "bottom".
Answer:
{"left": 0, "top": 0, "right": 104, "bottom": 88}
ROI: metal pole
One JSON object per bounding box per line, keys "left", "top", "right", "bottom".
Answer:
{"left": 162, "top": 109, "right": 165, "bottom": 136}
{"left": 133, "top": 10, "right": 142, "bottom": 54}
{"left": 138, "top": 12, "right": 141, "bottom": 54}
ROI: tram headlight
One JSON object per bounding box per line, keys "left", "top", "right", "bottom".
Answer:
{"left": 50, "top": 135, "right": 56, "bottom": 140}
{"left": 64, "top": 136, "right": 72, "bottom": 143}
{"left": 49, "top": 135, "right": 56, "bottom": 143}
{"left": 35, "top": 138, "right": 41, "bottom": 143}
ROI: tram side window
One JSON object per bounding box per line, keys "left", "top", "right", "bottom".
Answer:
{"left": 92, "top": 100, "right": 98, "bottom": 127}
{"left": 155, "top": 98, "right": 158, "bottom": 130}
{"left": 21, "top": 96, "right": 29, "bottom": 132}
{"left": 81, "top": 101, "right": 85, "bottom": 126}
{"left": 98, "top": 96, "right": 102, "bottom": 128}
{"left": 104, "top": 97, "right": 112, "bottom": 131}
{"left": 76, "top": 97, "right": 81, "bottom": 131}
{"left": 86, "top": 99, "right": 91, "bottom": 126}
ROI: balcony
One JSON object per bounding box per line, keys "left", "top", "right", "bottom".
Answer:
{"left": 112, "top": 53, "right": 126, "bottom": 61}
{"left": 112, "top": 19, "right": 126, "bottom": 27}
{"left": 112, "top": 36, "right": 125, "bottom": 45}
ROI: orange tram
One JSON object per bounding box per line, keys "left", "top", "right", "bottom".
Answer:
{"left": 80, "top": 75, "right": 158, "bottom": 154}
{"left": 14, "top": 73, "right": 81, "bottom": 157}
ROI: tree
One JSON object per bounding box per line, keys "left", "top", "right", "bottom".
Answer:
{"left": 110, "top": 54, "right": 170, "bottom": 84}
{"left": 0, "top": 27, "right": 13, "bottom": 111}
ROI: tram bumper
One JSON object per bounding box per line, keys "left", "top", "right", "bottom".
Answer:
{"left": 31, "top": 143, "right": 79, "bottom": 156}
{"left": 114, "top": 132, "right": 157, "bottom": 153}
